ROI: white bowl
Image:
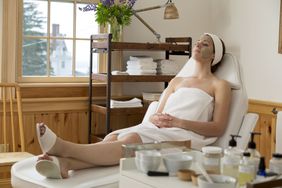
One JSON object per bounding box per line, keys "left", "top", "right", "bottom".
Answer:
{"left": 135, "top": 150, "right": 161, "bottom": 161}
{"left": 135, "top": 158, "right": 161, "bottom": 173}
{"left": 197, "top": 174, "right": 237, "bottom": 188}
{"left": 163, "top": 153, "right": 193, "bottom": 175}
{"left": 135, "top": 150, "right": 161, "bottom": 173}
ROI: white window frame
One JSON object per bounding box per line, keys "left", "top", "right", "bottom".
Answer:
{"left": 17, "top": 0, "right": 104, "bottom": 83}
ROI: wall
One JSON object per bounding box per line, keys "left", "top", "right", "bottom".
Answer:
{"left": 211, "top": 0, "right": 282, "bottom": 103}
{"left": 124, "top": 0, "right": 282, "bottom": 103}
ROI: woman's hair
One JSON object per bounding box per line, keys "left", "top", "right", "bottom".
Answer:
{"left": 211, "top": 39, "right": 225, "bottom": 73}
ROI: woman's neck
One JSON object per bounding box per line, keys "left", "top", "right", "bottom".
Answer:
{"left": 191, "top": 61, "right": 213, "bottom": 79}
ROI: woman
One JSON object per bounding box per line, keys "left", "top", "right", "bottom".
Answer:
{"left": 36, "top": 33, "right": 231, "bottom": 179}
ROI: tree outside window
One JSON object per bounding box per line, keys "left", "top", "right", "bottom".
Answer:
{"left": 21, "top": 0, "right": 99, "bottom": 80}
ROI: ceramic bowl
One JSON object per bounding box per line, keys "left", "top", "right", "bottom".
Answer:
{"left": 135, "top": 150, "right": 161, "bottom": 173}
{"left": 163, "top": 153, "right": 193, "bottom": 175}
{"left": 197, "top": 174, "right": 237, "bottom": 188}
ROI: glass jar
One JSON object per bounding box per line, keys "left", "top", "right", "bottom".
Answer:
{"left": 202, "top": 146, "right": 223, "bottom": 174}
{"left": 269, "top": 153, "right": 282, "bottom": 175}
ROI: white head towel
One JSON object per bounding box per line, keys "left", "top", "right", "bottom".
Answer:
{"left": 204, "top": 33, "right": 223, "bottom": 66}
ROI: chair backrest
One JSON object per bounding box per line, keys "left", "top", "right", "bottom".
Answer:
{"left": 212, "top": 53, "right": 248, "bottom": 148}
{"left": 177, "top": 53, "right": 249, "bottom": 148}
{"left": 0, "top": 83, "right": 25, "bottom": 152}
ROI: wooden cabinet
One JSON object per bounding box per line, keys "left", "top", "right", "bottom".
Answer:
{"left": 89, "top": 34, "right": 192, "bottom": 142}
{"left": 248, "top": 99, "right": 282, "bottom": 167}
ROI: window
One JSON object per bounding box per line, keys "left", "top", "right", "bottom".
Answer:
{"left": 19, "top": 0, "right": 100, "bottom": 82}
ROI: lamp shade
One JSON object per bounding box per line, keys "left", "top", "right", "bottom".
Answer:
{"left": 164, "top": 3, "right": 179, "bottom": 19}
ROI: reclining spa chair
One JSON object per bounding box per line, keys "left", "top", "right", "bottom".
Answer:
{"left": 10, "top": 53, "right": 258, "bottom": 188}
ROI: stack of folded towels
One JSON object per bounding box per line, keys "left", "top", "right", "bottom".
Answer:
{"left": 110, "top": 97, "right": 143, "bottom": 108}
{"left": 126, "top": 56, "right": 157, "bottom": 75}
{"left": 156, "top": 59, "right": 183, "bottom": 75}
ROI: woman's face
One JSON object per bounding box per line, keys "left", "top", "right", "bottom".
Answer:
{"left": 192, "top": 35, "right": 215, "bottom": 63}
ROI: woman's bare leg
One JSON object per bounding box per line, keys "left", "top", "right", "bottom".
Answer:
{"left": 47, "top": 133, "right": 142, "bottom": 165}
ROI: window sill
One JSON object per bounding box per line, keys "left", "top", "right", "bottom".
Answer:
{"left": 19, "top": 82, "right": 106, "bottom": 88}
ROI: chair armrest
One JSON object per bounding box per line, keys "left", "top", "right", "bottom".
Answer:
{"left": 237, "top": 113, "right": 259, "bottom": 150}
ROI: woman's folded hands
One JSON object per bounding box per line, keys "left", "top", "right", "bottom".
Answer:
{"left": 149, "top": 113, "right": 180, "bottom": 128}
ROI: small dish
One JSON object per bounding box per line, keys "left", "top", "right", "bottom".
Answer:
{"left": 197, "top": 174, "right": 237, "bottom": 188}
{"left": 135, "top": 150, "right": 161, "bottom": 173}
{"left": 163, "top": 153, "right": 193, "bottom": 175}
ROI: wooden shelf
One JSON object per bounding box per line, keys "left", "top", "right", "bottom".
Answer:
{"left": 92, "top": 73, "right": 175, "bottom": 82}
{"left": 91, "top": 41, "right": 190, "bottom": 52}
{"left": 91, "top": 104, "right": 147, "bottom": 115}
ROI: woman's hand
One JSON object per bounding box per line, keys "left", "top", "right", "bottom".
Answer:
{"left": 149, "top": 113, "right": 179, "bottom": 128}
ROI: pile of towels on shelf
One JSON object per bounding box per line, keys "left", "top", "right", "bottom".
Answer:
{"left": 155, "top": 59, "right": 183, "bottom": 75}
{"left": 126, "top": 56, "right": 157, "bottom": 75}
{"left": 110, "top": 97, "right": 143, "bottom": 108}
{"left": 126, "top": 56, "right": 183, "bottom": 75}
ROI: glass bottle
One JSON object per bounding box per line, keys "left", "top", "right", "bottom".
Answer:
{"left": 222, "top": 135, "right": 242, "bottom": 178}
{"left": 238, "top": 152, "right": 256, "bottom": 186}
{"left": 269, "top": 153, "right": 282, "bottom": 175}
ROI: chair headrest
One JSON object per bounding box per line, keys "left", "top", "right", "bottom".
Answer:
{"left": 176, "top": 53, "right": 241, "bottom": 90}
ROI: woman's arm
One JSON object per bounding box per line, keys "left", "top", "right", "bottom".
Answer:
{"left": 155, "top": 80, "right": 232, "bottom": 137}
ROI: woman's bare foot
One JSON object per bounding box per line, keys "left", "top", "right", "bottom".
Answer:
{"left": 38, "top": 153, "right": 69, "bottom": 178}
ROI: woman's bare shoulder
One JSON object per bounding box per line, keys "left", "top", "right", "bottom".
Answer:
{"left": 213, "top": 77, "right": 231, "bottom": 91}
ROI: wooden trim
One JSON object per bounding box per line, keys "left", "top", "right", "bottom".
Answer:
{"left": 19, "top": 83, "right": 106, "bottom": 98}
{"left": 248, "top": 99, "right": 282, "bottom": 115}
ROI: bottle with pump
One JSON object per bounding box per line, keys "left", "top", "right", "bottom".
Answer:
{"left": 246, "top": 132, "right": 261, "bottom": 172}
{"left": 238, "top": 152, "right": 256, "bottom": 186}
{"left": 222, "top": 134, "right": 243, "bottom": 178}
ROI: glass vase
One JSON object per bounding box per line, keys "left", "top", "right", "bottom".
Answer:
{"left": 108, "top": 20, "right": 122, "bottom": 42}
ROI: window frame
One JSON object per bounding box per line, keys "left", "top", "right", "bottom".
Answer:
{"left": 17, "top": 0, "right": 105, "bottom": 83}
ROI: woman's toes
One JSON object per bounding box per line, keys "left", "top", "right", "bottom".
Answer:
{"left": 57, "top": 158, "right": 69, "bottom": 178}
{"left": 38, "top": 123, "right": 46, "bottom": 137}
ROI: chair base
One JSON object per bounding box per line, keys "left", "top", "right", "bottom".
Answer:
{"left": 11, "top": 156, "right": 119, "bottom": 188}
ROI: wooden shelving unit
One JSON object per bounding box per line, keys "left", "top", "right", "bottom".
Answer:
{"left": 89, "top": 33, "right": 192, "bottom": 142}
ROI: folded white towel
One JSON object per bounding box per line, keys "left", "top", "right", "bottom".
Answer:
{"left": 127, "top": 70, "right": 157, "bottom": 75}
{"left": 155, "top": 59, "right": 174, "bottom": 65}
{"left": 126, "top": 64, "right": 157, "bottom": 70}
{"left": 111, "top": 70, "right": 129, "bottom": 75}
{"left": 111, "top": 98, "right": 143, "bottom": 108}
{"left": 127, "top": 60, "right": 156, "bottom": 66}
{"left": 130, "top": 56, "right": 154, "bottom": 62}
{"left": 127, "top": 68, "right": 156, "bottom": 72}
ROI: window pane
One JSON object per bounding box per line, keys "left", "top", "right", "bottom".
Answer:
{"left": 22, "top": 39, "right": 47, "bottom": 76}
{"left": 76, "top": 3, "right": 99, "bottom": 39}
{"left": 50, "top": 2, "right": 73, "bottom": 38}
{"left": 23, "top": 0, "right": 47, "bottom": 36}
{"left": 50, "top": 39, "right": 73, "bottom": 76}
{"left": 75, "top": 40, "right": 95, "bottom": 76}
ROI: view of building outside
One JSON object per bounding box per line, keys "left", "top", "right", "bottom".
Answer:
{"left": 22, "top": 0, "right": 99, "bottom": 78}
